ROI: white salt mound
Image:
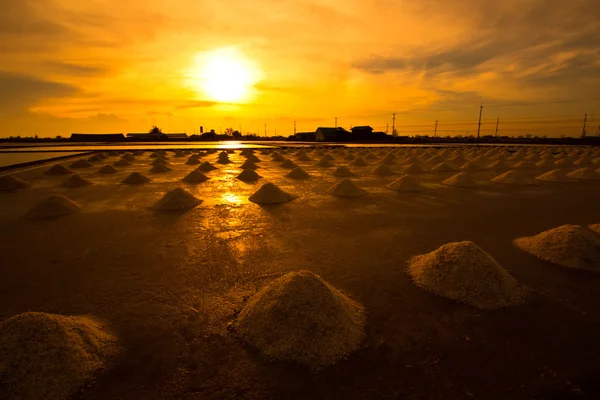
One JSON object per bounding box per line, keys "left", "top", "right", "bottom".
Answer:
{"left": 407, "top": 241, "right": 528, "bottom": 309}
{"left": 566, "top": 167, "right": 600, "bottom": 180}
{"left": 237, "top": 169, "right": 262, "bottom": 182}
{"left": 69, "top": 159, "right": 93, "bottom": 169}
{"left": 230, "top": 270, "right": 365, "bottom": 370}
{"left": 491, "top": 170, "right": 533, "bottom": 185}
{"left": 328, "top": 178, "right": 367, "bottom": 198}
{"left": 514, "top": 225, "right": 600, "bottom": 272}
{"left": 333, "top": 166, "right": 357, "bottom": 177}
{"left": 122, "top": 172, "right": 150, "bottom": 184}
{"left": 61, "top": 174, "right": 92, "bottom": 188}
{"left": 388, "top": 175, "right": 426, "bottom": 192}
{"left": 97, "top": 165, "right": 117, "bottom": 174}
{"left": 442, "top": 172, "right": 478, "bottom": 188}
{"left": 287, "top": 167, "right": 310, "bottom": 179}
{"left": 0, "top": 312, "right": 120, "bottom": 400}
{"left": 149, "top": 164, "right": 172, "bottom": 173}
{"left": 373, "top": 164, "right": 394, "bottom": 176}
{"left": 197, "top": 162, "right": 218, "bottom": 172}
{"left": 0, "top": 175, "right": 30, "bottom": 193}
{"left": 155, "top": 188, "right": 202, "bottom": 211}
{"left": 534, "top": 169, "right": 577, "bottom": 182}
{"left": 26, "top": 195, "right": 81, "bottom": 219}
{"left": 182, "top": 170, "right": 210, "bottom": 183}
{"left": 249, "top": 183, "right": 295, "bottom": 204}
{"left": 45, "top": 165, "right": 73, "bottom": 176}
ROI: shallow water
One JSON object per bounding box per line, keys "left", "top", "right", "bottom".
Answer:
{"left": 0, "top": 152, "right": 87, "bottom": 168}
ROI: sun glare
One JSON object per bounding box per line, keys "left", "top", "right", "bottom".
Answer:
{"left": 186, "top": 47, "right": 261, "bottom": 103}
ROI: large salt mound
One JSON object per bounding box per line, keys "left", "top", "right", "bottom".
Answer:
{"left": 97, "top": 165, "right": 117, "bottom": 174}
{"left": 280, "top": 159, "right": 298, "bottom": 169}
{"left": 333, "top": 166, "right": 357, "bottom": 177}
{"left": 237, "top": 169, "right": 262, "bottom": 182}
{"left": 514, "top": 225, "right": 600, "bottom": 272}
{"left": 155, "top": 188, "right": 202, "bottom": 211}
{"left": 566, "top": 167, "right": 600, "bottom": 180}
{"left": 287, "top": 167, "right": 310, "bottom": 179}
{"left": 388, "top": 174, "right": 426, "bottom": 192}
{"left": 122, "top": 172, "right": 150, "bottom": 185}
{"left": 491, "top": 170, "right": 533, "bottom": 185}
{"left": 61, "top": 174, "right": 93, "bottom": 188}
{"left": 407, "top": 241, "right": 528, "bottom": 309}
{"left": 328, "top": 178, "right": 367, "bottom": 198}
{"left": 534, "top": 169, "right": 577, "bottom": 182}
{"left": 230, "top": 270, "right": 365, "bottom": 370}
{"left": 0, "top": 312, "right": 120, "bottom": 400}
{"left": 350, "top": 157, "right": 368, "bottom": 166}
{"left": 26, "top": 195, "right": 81, "bottom": 219}
{"left": 249, "top": 183, "right": 295, "bottom": 204}
{"left": 431, "top": 162, "right": 456, "bottom": 172}
{"left": 241, "top": 160, "right": 259, "bottom": 170}
{"left": 197, "top": 162, "right": 218, "bottom": 172}
{"left": 182, "top": 170, "right": 210, "bottom": 183}
{"left": 373, "top": 164, "right": 394, "bottom": 176}
{"left": 442, "top": 172, "right": 478, "bottom": 188}
{"left": 45, "top": 164, "right": 73, "bottom": 176}
{"left": 149, "top": 164, "right": 172, "bottom": 173}
{"left": 113, "top": 159, "right": 130, "bottom": 167}
{"left": 0, "top": 175, "right": 30, "bottom": 193}
{"left": 69, "top": 159, "right": 93, "bottom": 169}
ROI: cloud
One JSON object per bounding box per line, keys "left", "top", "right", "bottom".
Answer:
{"left": 175, "top": 100, "right": 228, "bottom": 110}
{"left": 46, "top": 62, "right": 109, "bottom": 76}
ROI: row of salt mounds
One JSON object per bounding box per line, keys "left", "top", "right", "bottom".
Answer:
{"left": 514, "top": 225, "right": 600, "bottom": 272}
{"left": 122, "top": 172, "right": 150, "bottom": 185}
{"left": 0, "top": 175, "right": 30, "bottom": 193}
{"left": 388, "top": 175, "right": 426, "bottom": 192}
{"left": 407, "top": 241, "right": 529, "bottom": 309}
{"left": 442, "top": 172, "right": 478, "bottom": 188}
{"left": 230, "top": 270, "right": 365, "bottom": 370}
{"left": 155, "top": 188, "right": 202, "bottom": 211}
{"left": 328, "top": 178, "right": 367, "bottom": 198}
{"left": 0, "top": 312, "right": 120, "bottom": 400}
{"left": 491, "top": 170, "right": 534, "bottom": 185}
{"left": 26, "top": 195, "right": 81, "bottom": 219}
{"left": 249, "top": 183, "right": 296, "bottom": 204}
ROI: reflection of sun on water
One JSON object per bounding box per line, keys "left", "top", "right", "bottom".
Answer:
{"left": 185, "top": 47, "right": 262, "bottom": 103}
{"left": 221, "top": 192, "right": 242, "bottom": 204}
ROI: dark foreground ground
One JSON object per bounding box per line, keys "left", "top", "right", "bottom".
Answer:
{"left": 0, "top": 150, "right": 599, "bottom": 399}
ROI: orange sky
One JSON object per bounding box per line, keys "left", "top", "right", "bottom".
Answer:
{"left": 2, "top": 0, "right": 599, "bottom": 137}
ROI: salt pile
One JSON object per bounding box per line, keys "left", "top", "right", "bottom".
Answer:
{"left": 149, "top": 153, "right": 160, "bottom": 158}
{"left": 61, "top": 174, "right": 92, "bottom": 188}
{"left": 407, "top": 241, "right": 528, "bottom": 309}
{"left": 461, "top": 160, "right": 484, "bottom": 170}
{"left": 350, "top": 157, "right": 368, "bottom": 166}
{"left": 45, "top": 164, "right": 73, "bottom": 176}
{"left": 487, "top": 159, "right": 511, "bottom": 170}
{"left": 174, "top": 150, "right": 185, "bottom": 158}
{"left": 323, "top": 154, "right": 335, "bottom": 161}
{"left": 182, "top": 170, "right": 210, "bottom": 183}
{"left": 97, "top": 165, "right": 117, "bottom": 174}
{"left": 328, "top": 178, "right": 367, "bottom": 198}
{"left": 113, "top": 159, "right": 130, "bottom": 167}
{"left": 237, "top": 169, "right": 262, "bottom": 182}
{"left": 151, "top": 158, "right": 168, "bottom": 166}
{"left": 122, "top": 154, "right": 136, "bottom": 161}
{"left": 366, "top": 153, "right": 378, "bottom": 161}
{"left": 287, "top": 167, "right": 310, "bottom": 179}
{"left": 344, "top": 155, "right": 355, "bottom": 161}
{"left": 297, "top": 153, "right": 312, "bottom": 162}
{"left": 239, "top": 160, "right": 258, "bottom": 170}
{"left": 155, "top": 188, "right": 202, "bottom": 211}
{"left": 230, "top": 270, "right": 365, "bottom": 370}
{"left": 388, "top": 174, "right": 426, "bottom": 192}
{"left": 26, "top": 195, "right": 81, "bottom": 219}
{"left": 513, "top": 161, "right": 536, "bottom": 170}
{"left": 514, "top": 225, "right": 600, "bottom": 272}
{"left": 373, "top": 164, "right": 394, "bottom": 176}
{"left": 87, "top": 155, "right": 102, "bottom": 163}
{"left": 122, "top": 172, "right": 150, "bottom": 185}
{"left": 217, "top": 155, "right": 232, "bottom": 164}
{"left": 566, "top": 167, "right": 600, "bottom": 180}
{"left": 379, "top": 157, "right": 396, "bottom": 166}
{"left": 0, "top": 312, "right": 120, "bottom": 400}
{"left": 535, "top": 159, "right": 556, "bottom": 168}
{"left": 246, "top": 154, "right": 261, "bottom": 162}
{"left": 280, "top": 159, "right": 298, "bottom": 169}
{"left": 431, "top": 162, "right": 456, "bottom": 172}
{"left": 249, "top": 183, "right": 295, "bottom": 204}
{"left": 186, "top": 156, "right": 201, "bottom": 165}
{"left": 315, "top": 158, "right": 334, "bottom": 167}
{"left": 0, "top": 175, "right": 30, "bottom": 193}
{"left": 491, "top": 170, "right": 533, "bottom": 185}
{"left": 534, "top": 169, "right": 577, "bottom": 182}
{"left": 333, "top": 166, "right": 357, "bottom": 177}
{"left": 442, "top": 172, "right": 478, "bottom": 188}
{"left": 69, "top": 159, "right": 93, "bottom": 169}
{"left": 197, "top": 162, "right": 218, "bottom": 172}
{"left": 403, "top": 163, "right": 425, "bottom": 174}
{"left": 555, "top": 158, "right": 573, "bottom": 167}
{"left": 149, "top": 164, "right": 172, "bottom": 173}
{"left": 589, "top": 224, "right": 600, "bottom": 235}
{"left": 272, "top": 153, "right": 286, "bottom": 162}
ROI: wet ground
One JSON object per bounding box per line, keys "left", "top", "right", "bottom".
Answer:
{"left": 1, "top": 148, "right": 600, "bottom": 399}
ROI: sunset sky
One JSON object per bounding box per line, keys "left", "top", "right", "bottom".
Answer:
{"left": 2, "top": 0, "right": 599, "bottom": 137}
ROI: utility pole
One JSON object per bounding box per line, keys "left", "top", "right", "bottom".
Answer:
{"left": 264, "top": 124, "right": 267, "bottom": 137}
{"left": 335, "top": 117, "right": 337, "bottom": 128}
{"left": 434, "top": 120, "right": 438, "bottom": 137}
{"left": 294, "top": 121, "right": 296, "bottom": 135}
{"left": 582, "top": 113, "right": 588, "bottom": 138}
{"left": 476, "top": 103, "right": 483, "bottom": 140}
{"left": 386, "top": 123, "right": 389, "bottom": 133}
{"left": 392, "top": 113, "right": 396, "bottom": 135}
{"left": 494, "top": 117, "right": 499, "bottom": 138}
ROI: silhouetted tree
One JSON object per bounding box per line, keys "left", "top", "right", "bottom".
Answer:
{"left": 149, "top": 126, "right": 163, "bottom": 135}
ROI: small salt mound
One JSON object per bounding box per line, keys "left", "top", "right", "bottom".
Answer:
{"left": 344, "top": 154, "right": 355, "bottom": 161}
{"left": 365, "top": 153, "right": 378, "bottom": 160}
{"left": 491, "top": 170, "right": 533, "bottom": 185}
{"left": 197, "top": 151, "right": 207, "bottom": 157}
{"left": 45, "top": 164, "right": 73, "bottom": 176}
{"left": 403, "top": 163, "right": 425, "bottom": 174}
{"left": 87, "top": 155, "right": 102, "bottom": 163}
{"left": 61, "top": 174, "right": 93, "bottom": 188}
{"left": 442, "top": 172, "right": 478, "bottom": 188}
{"left": 174, "top": 150, "right": 185, "bottom": 158}
{"left": 296, "top": 154, "right": 312, "bottom": 162}
{"left": 333, "top": 166, "right": 357, "bottom": 177}
{"left": 566, "top": 167, "right": 600, "bottom": 180}
{"left": 182, "top": 170, "right": 210, "bottom": 183}
{"left": 132, "top": 150, "right": 144, "bottom": 156}
{"left": 373, "top": 164, "right": 394, "bottom": 176}
{"left": 513, "top": 161, "right": 536, "bottom": 170}
{"left": 217, "top": 156, "right": 232, "bottom": 164}
{"left": 388, "top": 174, "right": 426, "bottom": 192}
{"left": 461, "top": 160, "right": 484, "bottom": 170}
{"left": 149, "top": 164, "right": 172, "bottom": 173}
{"left": 487, "top": 159, "right": 511, "bottom": 170}
{"left": 97, "top": 165, "right": 117, "bottom": 174}
{"left": 379, "top": 157, "right": 396, "bottom": 165}
{"left": 230, "top": 270, "right": 365, "bottom": 370}
{"left": 186, "top": 156, "right": 201, "bottom": 165}
{"left": 0, "top": 312, "right": 120, "bottom": 400}
{"left": 328, "top": 178, "right": 367, "bottom": 198}
{"left": 514, "top": 225, "right": 600, "bottom": 272}
{"left": 287, "top": 167, "right": 310, "bottom": 179}
{"left": 0, "top": 175, "right": 30, "bottom": 193}
{"left": 573, "top": 157, "right": 591, "bottom": 167}
{"left": 427, "top": 155, "right": 443, "bottom": 164}
{"left": 323, "top": 154, "right": 335, "bottom": 161}
{"left": 155, "top": 188, "right": 202, "bottom": 211}
{"left": 534, "top": 169, "right": 577, "bottom": 182}
{"left": 272, "top": 153, "right": 286, "bottom": 162}
{"left": 407, "top": 241, "right": 528, "bottom": 309}
{"left": 237, "top": 169, "right": 262, "bottom": 182}
{"left": 246, "top": 154, "right": 261, "bottom": 162}
{"left": 280, "top": 159, "right": 298, "bottom": 169}
{"left": 122, "top": 154, "right": 136, "bottom": 161}
{"left": 350, "top": 157, "right": 367, "bottom": 166}
{"left": 151, "top": 158, "right": 168, "bottom": 166}
{"left": 241, "top": 160, "right": 259, "bottom": 170}
{"left": 315, "top": 158, "right": 334, "bottom": 167}
{"left": 70, "top": 159, "right": 93, "bottom": 169}
{"left": 249, "top": 183, "right": 295, "bottom": 204}
{"left": 26, "top": 195, "right": 81, "bottom": 219}
{"left": 113, "top": 159, "right": 130, "bottom": 167}
{"left": 122, "top": 172, "right": 150, "bottom": 185}
{"left": 218, "top": 151, "right": 229, "bottom": 157}
{"left": 555, "top": 158, "right": 573, "bottom": 167}
{"left": 149, "top": 153, "right": 160, "bottom": 158}
{"left": 535, "top": 159, "right": 555, "bottom": 168}
{"left": 431, "top": 162, "right": 456, "bottom": 172}
{"left": 197, "top": 162, "right": 218, "bottom": 172}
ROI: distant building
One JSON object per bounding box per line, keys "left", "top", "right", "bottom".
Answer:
{"left": 70, "top": 133, "right": 125, "bottom": 141}
{"left": 292, "top": 132, "right": 316, "bottom": 141}
{"left": 350, "top": 126, "right": 374, "bottom": 140}
{"left": 126, "top": 132, "right": 188, "bottom": 139}
{"left": 315, "top": 127, "right": 350, "bottom": 142}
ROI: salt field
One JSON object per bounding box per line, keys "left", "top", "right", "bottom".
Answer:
{"left": 1, "top": 145, "right": 600, "bottom": 399}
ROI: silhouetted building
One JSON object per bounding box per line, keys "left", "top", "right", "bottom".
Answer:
{"left": 126, "top": 132, "right": 188, "bottom": 139}
{"left": 70, "top": 133, "right": 125, "bottom": 141}
{"left": 292, "top": 132, "right": 316, "bottom": 141}
{"left": 315, "top": 127, "right": 350, "bottom": 142}
{"left": 351, "top": 126, "right": 374, "bottom": 140}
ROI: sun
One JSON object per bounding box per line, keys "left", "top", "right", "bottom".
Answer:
{"left": 186, "top": 47, "right": 261, "bottom": 103}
